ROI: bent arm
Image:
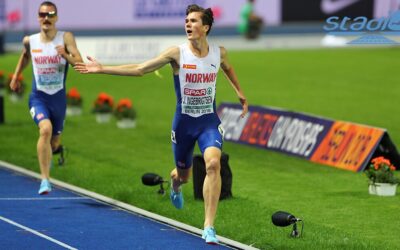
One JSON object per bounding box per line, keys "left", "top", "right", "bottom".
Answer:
{"left": 62, "top": 32, "right": 83, "bottom": 66}
{"left": 10, "top": 36, "right": 30, "bottom": 91}
{"left": 220, "top": 46, "right": 248, "bottom": 117}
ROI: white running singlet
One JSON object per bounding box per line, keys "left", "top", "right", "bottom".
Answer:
{"left": 30, "top": 31, "right": 67, "bottom": 95}
{"left": 178, "top": 43, "right": 220, "bottom": 118}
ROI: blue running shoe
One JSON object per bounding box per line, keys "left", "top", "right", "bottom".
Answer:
{"left": 38, "top": 179, "right": 52, "bottom": 195}
{"left": 170, "top": 188, "right": 184, "bottom": 209}
{"left": 202, "top": 226, "right": 218, "bottom": 244}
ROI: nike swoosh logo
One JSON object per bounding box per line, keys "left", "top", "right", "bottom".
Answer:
{"left": 321, "top": 0, "right": 360, "bottom": 15}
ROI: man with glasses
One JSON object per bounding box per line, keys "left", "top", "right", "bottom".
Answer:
{"left": 9, "top": 1, "right": 83, "bottom": 195}
{"left": 74, "top": 4, "right": 248, "bottom": 245}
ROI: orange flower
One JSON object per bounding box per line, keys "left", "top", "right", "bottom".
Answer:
{"left": 117, "top": 98, "right": 132, "bottom": 111}
{"left": 371, "top": 156, "right": 391, "bottom": 170}
{"left": 93, "top": 92, "right": 114, "bottom": 113}
{"left": 114, "top": 98, "right": 136, "bottom": 120}
{"left": 67, "top": 87, "right": 81, "bottom": 99}
{"left": 96, "top": 92, "right": 114, "bottom": 106}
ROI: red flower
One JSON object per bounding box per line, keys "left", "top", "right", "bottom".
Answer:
{"left": 114, "top": 98, "right": 136, "bottom": 120}
{"left": 116, "top": 98, "right": 132, "bottom": 111}
{"left": 67, "top": 87, "right": 81, "bottom": 99}
{"left": 371, "top": 156, "right": 392, "bottom": 170}
{"left": 96, "top": 92, "right": 114, "bottom": 106}
{"left": 66, "top": 87, "right": 83, "bottom": 106}
{"left": 93, "top": 92, "right": 114, "bottom": 113}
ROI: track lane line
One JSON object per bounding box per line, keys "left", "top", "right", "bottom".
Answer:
{"left": 0, "top": 215, "right": 78, "bottom": 250}
{"left": 0, "top": 197, "right": 90, "bottom": 201}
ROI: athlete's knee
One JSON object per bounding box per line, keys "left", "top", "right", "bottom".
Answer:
{"left": 205, "top": 157, "right": 220, "bottom": 174}
{"left": 39, "top": 124, "right": 52, "bottom": 139}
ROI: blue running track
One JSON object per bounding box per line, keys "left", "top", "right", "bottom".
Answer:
{"left": 0, "top": 162, "right": 251, "bottom": 250}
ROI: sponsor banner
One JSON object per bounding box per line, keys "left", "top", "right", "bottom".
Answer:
{"left": 310, "top": 121, "right": 385, "bottom": 171}
{"left": 2, "top": 0, "right": 397, "bottom": 32}
{"left": 218, "top": 103, "right": 333, "bottom": 159}
{"left": 1, "top": 0, "right": 280, "bottom": 31}
{"left": 217, "top": 103, "right": 398, "bottom": 172}
{"left": 282, "top": 0, "right": 374, "bottom": 21}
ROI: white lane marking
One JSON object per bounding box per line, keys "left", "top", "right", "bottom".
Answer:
{"left": 0, "top": 216, "right": 78, "bottom": 250}
{"left": 0, "top": 197, "right": 90, "bottom": 201}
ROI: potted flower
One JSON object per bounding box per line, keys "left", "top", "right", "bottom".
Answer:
{"left": 92, "top": 92, "right": 114, "bottom": 123}
{"left": 66, "top": 87, "right": 83, "bottom": 116}
{"left": 7, "top": 73, "right": 25, "bottom": 102}
{"left": 366, "top": 156, "right": 399, "bottom": 196}
{"left": 115, "top": 98, "right": 136, "bottom": 129}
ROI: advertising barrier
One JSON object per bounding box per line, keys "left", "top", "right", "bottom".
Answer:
{"left": 0, "top": 0, "right": 280, "bottom": 31}
{"left": 218, "top": 103, "right": 400, "bottom": 172}
{"left": 1, "top": 0, "right": 396, "bottom": 32}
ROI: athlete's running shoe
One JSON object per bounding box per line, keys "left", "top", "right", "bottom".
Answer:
{"left": 38, "top": 179, "right": 52, "bottom": 195}
{"left": 202, "top": 226, "right": 219, "bottom": 244}
{"left": 170, "top": 188, "right": 184, "bottom": 209}
{"left": 52, "top": 145, "right": 67, "bottom": 166}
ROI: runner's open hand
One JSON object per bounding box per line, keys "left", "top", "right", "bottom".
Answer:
{"left": 74, "top": 56, "right": 102, "bottom": 74}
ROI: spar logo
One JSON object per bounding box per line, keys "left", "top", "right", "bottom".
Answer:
{"left": 323, "top": 11, "right": 400, "bottom": 44}
{"left": 184, "top": 88, "right": 206, "bottom": 96}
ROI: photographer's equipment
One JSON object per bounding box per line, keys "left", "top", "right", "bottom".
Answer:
{"left": 192, "top": 152, "right": 232, "bottom": 200}
{"left": 141, "top": 173, "right": 168, "bottom": 195}
{"left": 272, "top": 211, "right": 304, "bottom": 238}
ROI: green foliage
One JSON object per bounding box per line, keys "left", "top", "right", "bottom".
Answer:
{"left": 114, "top": 106, "right": 136, "bottom": 120}
{"left": 92, "top": 102, "right": 113, "bottom": 113}
{"left": 67, "top": 97, "right": 82, "bottom": 107}
{"left": 1, "top": 48, "right": 400, "bottom": 250}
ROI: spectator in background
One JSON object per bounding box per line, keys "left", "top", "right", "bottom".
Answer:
{"left": 9, "top": 1, "right": 83, "bottom": 194}
{"left": 74, "top": 4, "right": 248, "bottom": 245}
{"left": 238, "top": 0, "right": 263, "bottom": 39}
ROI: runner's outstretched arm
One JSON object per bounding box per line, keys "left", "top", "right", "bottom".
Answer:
{"left": 74, "top": 46, "right": 179, "bottom": 76}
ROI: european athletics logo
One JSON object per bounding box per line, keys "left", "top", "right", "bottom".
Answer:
{"left": 323, "top": 11, "right": 400, "bottom": 45}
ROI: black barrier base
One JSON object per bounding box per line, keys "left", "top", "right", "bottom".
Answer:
{"left": 0, "top": 96, "right": 4, "bottom": 124}
{"left": 0, "top": 34, "right": 4, "bottom": 55}
{"left": 192, "top": 152, "right": 232, "bottom": 200}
